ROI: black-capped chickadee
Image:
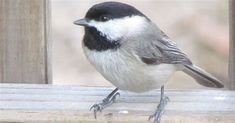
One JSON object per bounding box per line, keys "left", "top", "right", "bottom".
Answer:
{"left": 74, "top": 2, "right": 223, "bottom": 123}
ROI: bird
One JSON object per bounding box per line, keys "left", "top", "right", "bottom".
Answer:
{"left": 74, "top": 1, "right": 224, "bottom": 123}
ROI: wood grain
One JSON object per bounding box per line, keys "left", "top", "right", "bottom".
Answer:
{"left": 0, "top": 84, "right": 234, "bottom": 123}
{"left": 229, "top": 0, "right": 235, "bottom": 89}
{"left": 0, "top": 0, "right": 51, "bottom": 84}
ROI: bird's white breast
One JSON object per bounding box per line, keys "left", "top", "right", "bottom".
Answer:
{"left": 83, "top": 47, "right": 177, "bottom": 92}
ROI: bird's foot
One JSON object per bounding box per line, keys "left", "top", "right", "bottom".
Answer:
{"left": 90, "top": 88, "right": 120, "bottom": 119}
{"left": 148, "top": 96, "right": 170, "bottom": 123}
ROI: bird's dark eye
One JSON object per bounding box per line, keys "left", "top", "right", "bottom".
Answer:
{"left": 99, "top": 15, "right": 110, "bottom": 22}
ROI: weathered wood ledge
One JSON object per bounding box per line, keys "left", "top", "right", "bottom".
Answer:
{"left": 0, "top": 84, "right": 234, "bottom": 123}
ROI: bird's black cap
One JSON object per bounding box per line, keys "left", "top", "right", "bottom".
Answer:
{"left": 85, "top": 2, "right": 148, "bottom": 21}
{"left": 76, "top": 2, "right": 149, "bottom": 51}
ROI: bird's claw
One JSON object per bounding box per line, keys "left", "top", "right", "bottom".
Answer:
{"left": 90, "top": 103, "right": 104, "bottom": 119}
{"left": 90, "top": 91, "right": 120, "bottom": 119}
{"left": 148, "top": 96, "right": 170, "bottom": 123}
{"left": 148, "top": 110, "right": 162, "bottom": 123}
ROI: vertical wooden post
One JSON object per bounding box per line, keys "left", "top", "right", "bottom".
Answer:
{"left": 0, "top": 0, "right": 51, "bottom": 84}
{"left": 229, "top": 0, "right": 235, "bottom": 89}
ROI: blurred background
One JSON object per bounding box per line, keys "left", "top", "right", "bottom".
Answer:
{"left": 51, "top": 0, "right": 229, "bottom": 89}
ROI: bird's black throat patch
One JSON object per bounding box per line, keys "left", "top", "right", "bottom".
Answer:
{"left": 83, "top": 27, "right": 121, "bottom": 51}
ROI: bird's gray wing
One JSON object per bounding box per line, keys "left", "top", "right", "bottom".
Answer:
{"left": 136, "top": 31, "right": 192, "bottom": 65}
{"left": 134, "top": 29, "right": 223, "bottom": 88}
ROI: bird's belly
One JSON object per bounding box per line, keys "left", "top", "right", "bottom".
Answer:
{"left": 83, "top": 48, "right": 177, "bottom": 92}
{"left": 112, "top": 64, "right": 176, "bottom": 92}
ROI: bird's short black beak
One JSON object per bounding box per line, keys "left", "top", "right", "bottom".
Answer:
{"left": 73, "top": 18, "right": 89, "bottom": 26}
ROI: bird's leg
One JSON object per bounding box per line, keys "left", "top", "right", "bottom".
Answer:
{"left": 148, "top": 86, "right": 169, "bottom": 123}
{"left": 90, "top": 88, "right": 120, "bottom": 119}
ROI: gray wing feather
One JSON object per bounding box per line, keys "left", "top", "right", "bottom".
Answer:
{"left": 136, "top": 29, "right": 192, "bottom": 65}
{"left": 134, "top": 23, "right": 223, "bottom": 88}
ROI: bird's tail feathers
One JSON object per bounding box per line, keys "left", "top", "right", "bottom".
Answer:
{"left": 183, "top": 64, "right": 224, "bottom": 88}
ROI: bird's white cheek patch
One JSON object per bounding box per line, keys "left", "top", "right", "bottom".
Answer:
{"left": 88, "top": 16, "right": 149, "bottom": 41}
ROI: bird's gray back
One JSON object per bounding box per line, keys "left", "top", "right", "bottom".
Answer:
{"left": 123, "top": 22, "right": 192, "bottom": 66}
